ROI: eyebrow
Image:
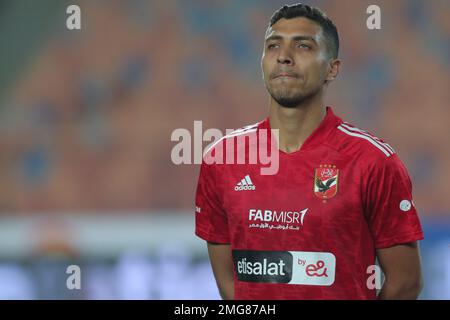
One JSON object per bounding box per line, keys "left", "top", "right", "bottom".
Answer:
{"left": 265, "top": 35, "right": 317, "bottom": 44}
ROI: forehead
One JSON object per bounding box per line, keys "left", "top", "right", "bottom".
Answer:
{"left": 265, "top": 17, "right": 323, "bottom": 39}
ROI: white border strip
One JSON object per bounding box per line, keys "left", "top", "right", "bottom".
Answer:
{"left": 337, "top": 125, "right": 392, "bottom": 157}
{"left": 340, "top": 123, "right": 395, "bottom": 154}
{"left": 204, "top": 128, "right": 257, "bottom": 156}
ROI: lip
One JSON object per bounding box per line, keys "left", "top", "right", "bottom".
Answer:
{"left": 273, "top": 73, "right": 297, "bottom": 79}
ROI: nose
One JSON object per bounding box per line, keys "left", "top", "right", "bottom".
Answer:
{"left": 277, "top": 47, "right": 294, "bottom": 65}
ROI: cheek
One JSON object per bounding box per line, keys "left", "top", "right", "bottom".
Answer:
{"left": 262, "top": 64, "right": 273, "bottom": 82}
{"left": 304, "top": 61, "right": 327, "bottom": 83}
{"left": 261, "top": 57, "right": 270, "bottom": 74}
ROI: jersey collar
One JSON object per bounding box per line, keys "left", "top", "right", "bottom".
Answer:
{"left": 258, "top": 106, "right": 342, "bottom": 154}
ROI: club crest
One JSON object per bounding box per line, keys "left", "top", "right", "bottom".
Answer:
{"left": 314, "top": 165, "right": 339, "bottom": 200}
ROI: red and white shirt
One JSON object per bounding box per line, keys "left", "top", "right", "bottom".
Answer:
{"left": 195, "top": 106, "right": 424, "bottom": 300}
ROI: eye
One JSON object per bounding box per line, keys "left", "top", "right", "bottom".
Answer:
{"left": 267, "top": 43, "right": 279, "bottom": 49}
{"left": 297, "top": 43, "right": 311, "bottom": 49}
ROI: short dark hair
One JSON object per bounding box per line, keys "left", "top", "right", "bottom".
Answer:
{"left": 269, "top": 3, "right": 339, "bottom": 59}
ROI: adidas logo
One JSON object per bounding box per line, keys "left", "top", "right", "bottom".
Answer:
{"left": 235, "top": 175, "right": 256, "bottom": 191}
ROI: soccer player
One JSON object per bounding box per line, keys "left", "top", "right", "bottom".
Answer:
{"left": 195, "top": 3, "right": 424, "bottom": 300}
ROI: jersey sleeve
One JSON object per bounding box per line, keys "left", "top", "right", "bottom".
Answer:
{"left": 364, "top": 154, "right": 424, "bottom": 249}
{"left": 195, "top": 161, "right": 230, "bottom": 243}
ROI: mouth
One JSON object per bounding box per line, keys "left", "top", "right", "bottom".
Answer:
{"left": 272, "top": 73, "right": 298, "bottom": 80}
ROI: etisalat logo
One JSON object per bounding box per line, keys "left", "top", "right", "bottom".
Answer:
{"left": 170, "top": 121, "right": 280, "bottom": 175}
{"left": 233, "top": 250, "right": 336, "bottom": 286}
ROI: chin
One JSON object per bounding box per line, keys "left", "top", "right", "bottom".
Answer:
{"left": 275, "top": 99, "right": 304, "bottom": 108}
{"left": 273, "top": 90, "right": 313, "bottom": 108}
{"left": 271, "top": 90, "right": 303, "bottom": 104}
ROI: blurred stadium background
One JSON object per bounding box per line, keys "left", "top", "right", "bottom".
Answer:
{"left": 0, "top": 0, "right": 449, "bottom": 299}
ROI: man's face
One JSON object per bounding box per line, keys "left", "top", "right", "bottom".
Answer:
{"left": 261, "top": 17, "right": 332, "bottom": 108}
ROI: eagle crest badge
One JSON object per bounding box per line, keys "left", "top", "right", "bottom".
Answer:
{"left": 314, "top": 165, "right": 339, "bottom": 201}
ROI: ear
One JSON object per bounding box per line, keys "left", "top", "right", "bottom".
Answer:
{"left": 325, "top": 58, "right": 341, "bottom": 82}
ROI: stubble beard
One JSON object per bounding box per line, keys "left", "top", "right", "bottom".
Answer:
{"left": 267, "top": 83, "right": 321, "bottom": 109}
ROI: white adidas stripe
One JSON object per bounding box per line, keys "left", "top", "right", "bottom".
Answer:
{"left": 340, "top": 123, "right": 395, "bottom": 154}
{"left": 228, "top": 123, "right": 259, "bottom": 135}
{"left": 225, "top": 129, "right": 257, "bottom": 139}
{"left": 204, "top": 128, "right": 257, "bottom": 156}
{"left": 341, "top": 123, "right": 395, "bottom": 154}
{"left": 245, "top": 175, "right": 253, "bottom": 185}
{"left": 337, "top": 125, "right": 393, "bottom": 157}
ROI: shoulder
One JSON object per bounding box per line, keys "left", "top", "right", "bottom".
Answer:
{"left": 331, "top": 121, "right": 414, "bottom": 185}
{"left": 331, "top": 120, "right": 397, "bottom": 162}
{"left": 202, "top": 120, "right": 262, "bottom": 162}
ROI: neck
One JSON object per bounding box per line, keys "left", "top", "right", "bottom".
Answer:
{"left": 269, "top": 91, "right": 326, "bottom": 153}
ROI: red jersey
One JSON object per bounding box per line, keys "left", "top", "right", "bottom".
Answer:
{"left": 195, "top": 106, "right": 424, "bottom": 300}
